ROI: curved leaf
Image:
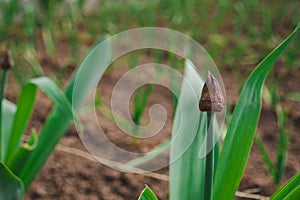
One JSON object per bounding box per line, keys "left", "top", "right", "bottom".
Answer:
{"left": 18, "top": 36, "right": 111, "bottom": 189}
{"left": 6, "top": 77, "right": 76, "bottom": 163}
{"left": 213, "top": 25, "right": 300, "bottom": 200}
{"left": 7, "top": 132, "right": 38, "bottom": 174}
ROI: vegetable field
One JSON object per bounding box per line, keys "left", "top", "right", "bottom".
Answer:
{"left": 0, "top": 0, "right": 299, "bottom": 199}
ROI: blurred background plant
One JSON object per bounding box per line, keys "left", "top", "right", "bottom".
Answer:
{"left": 1, "top": 0, "right": 299, "bottom": 84}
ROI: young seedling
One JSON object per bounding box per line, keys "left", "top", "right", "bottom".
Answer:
{"left": 199, "top": 72, "right": 225, "bottom": 200}
{"left": 0, "top": 48, "right": 83, "bottom": 199}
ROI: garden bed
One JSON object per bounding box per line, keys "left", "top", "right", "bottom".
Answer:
{"left": 17, "top": 65, "right": 300, "bottom": 199}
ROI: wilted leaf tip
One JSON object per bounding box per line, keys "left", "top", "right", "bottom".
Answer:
{"left": 199, "top": 71, "right": 225, "bottom": 112}
{"left": 0, "top": 50, "right": 14, "bottom": 70}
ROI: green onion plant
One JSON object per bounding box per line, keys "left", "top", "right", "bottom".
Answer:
{"left": 0, "top": 49, "right": 84, "bottom": 199}
{"left": 173, "top": 24, "right": 300, "bottom": 200}
{"left": 137, "top": 24, "right": 300, "bottom": 200}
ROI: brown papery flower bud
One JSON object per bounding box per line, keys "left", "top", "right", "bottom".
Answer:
{"left": 1, "top": 50, "right": 14, "bottom": 70}
{"left": 199, "top": 71, "right": 225, "bottom": 112}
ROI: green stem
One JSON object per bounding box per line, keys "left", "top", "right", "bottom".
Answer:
{"left": 0, "top": 70, "right": 8, "bottom": 161}
{"left": 204, "top": 112, "right": 214, "bottom": 200}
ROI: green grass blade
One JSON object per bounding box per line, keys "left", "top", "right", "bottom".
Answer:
{"left": 133, "top": 84, "right": 154, "bottom": 126}
{"left": 213, "top": 25, "right": 300, "bottom": 200}
{"left": 271, "top": 173, "right": 300, "bottom": 200}
{"left": 1, "top": 100, "right": 16, "bottom": 162}
{"left": 169, "top": 60, "right": 206, "bottom": 200}
{"left": 275, "top": 104, "right": 288, "bottom": 186}
{"left": 0, "top": 162, "right": 24, "bottom": 200}
{"left": 255, "top": 134, "right": 276, "bottom": 178}
{"left": 138, "top": 185, "right": 158, "bottom": 200}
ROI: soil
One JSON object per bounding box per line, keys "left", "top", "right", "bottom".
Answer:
{"left": 5, "top": 42, "right": 300, "bottom": 200}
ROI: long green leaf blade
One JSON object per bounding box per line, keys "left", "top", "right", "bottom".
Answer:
{"left": 5, "top": 84, "right": 36, "bottom": 162}
{"left": 271, "top": 173, "right": 300, "bottom": 200}
{"left": 1, "top": 100, "right": 16, "bottom": 161}
{"left": 169, "top": 60, "right": 206, "bottom": 200}
{"left": 283, "top": 185, "right": 300, "bottom": 200}
{"left": 213, "top": 25, "right": 300, "bottom": 200}
{"left": 0, "top": 162, "right": 24, "bottom": 200}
